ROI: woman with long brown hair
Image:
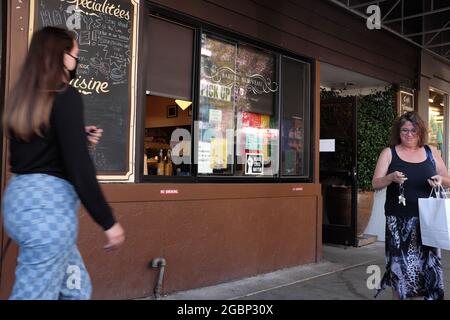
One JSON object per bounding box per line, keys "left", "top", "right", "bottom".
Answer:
{"left": 2, "top": 26, "right": 125, "bottom": 299}
{"left": 372, "top": 111, "right": 448, "bottom": 300}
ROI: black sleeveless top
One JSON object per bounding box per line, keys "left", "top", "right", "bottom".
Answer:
{"left": 385, "top": 145, "right": 436, "bottom": 217}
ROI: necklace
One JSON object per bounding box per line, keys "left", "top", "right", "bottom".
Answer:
{"left": 398, "top": 183, "right": 406, "bottom": 206}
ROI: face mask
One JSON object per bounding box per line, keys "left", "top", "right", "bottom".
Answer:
{"left": 69, "top": 59, "right": 79, "bottom": 81}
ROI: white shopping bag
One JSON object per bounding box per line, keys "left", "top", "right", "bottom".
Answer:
{"left": 418, "top": 186, "right": 450, "bottom": 250}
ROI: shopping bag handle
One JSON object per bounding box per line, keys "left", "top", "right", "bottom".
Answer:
{"left": 429, "top": 184, "right": 448, "bottom": 198}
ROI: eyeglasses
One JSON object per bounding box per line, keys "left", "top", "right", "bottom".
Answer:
{"left": 65, "top": 52, "right": 79, "bottom": 62}
{"left": 400, "top": 128, "right": 418, "bottom": 136}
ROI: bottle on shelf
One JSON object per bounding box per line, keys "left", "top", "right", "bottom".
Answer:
{"left": 143, "top": 153, "right": 148, "bottom": 175}
{"left": 157, "top": 149, "right": 165, "bottom": 176}
{"left": 164, "top": 149, "right": 173, "bottom": 176}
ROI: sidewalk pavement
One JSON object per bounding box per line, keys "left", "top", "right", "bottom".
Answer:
{"left": 161, "top": 241, "right": 450, "bottom": 300}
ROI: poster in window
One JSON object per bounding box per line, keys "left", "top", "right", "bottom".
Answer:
{"left": 198, "top": 34, "right": 236, "bottom": 175}
{"left": 198, "top": 34, "right": 279, "bottom": 176}
{"left": 211, "top": 138, "right": 227, "bottom": 170}
{"left": 236, "top": 45, "right": 277, "bottom": 116}
{"left": 245, "top": 154, "right": 264, "bottom": 175}
{"left": 198, "top": 141, "right": 213, "bottom": 174}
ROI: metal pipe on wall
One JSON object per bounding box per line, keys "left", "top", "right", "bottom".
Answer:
{"left": 150, "top": 257, "right": 166, "bottom": 299}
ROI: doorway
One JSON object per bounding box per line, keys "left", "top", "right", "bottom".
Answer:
{"left": 319, "top": 62, "right": 390, "bottom": 246}
{"left": 320, "top": 97, "right": 358, "bottom": 246}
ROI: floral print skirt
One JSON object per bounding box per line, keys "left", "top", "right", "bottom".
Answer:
{"left": 375, "top": 215, "right": 444, "bottom": 300}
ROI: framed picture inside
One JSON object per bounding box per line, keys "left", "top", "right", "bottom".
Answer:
{"left": 398, "top": 91, "right": 414, "bottom": 114}
{"left": 167, "top": 105, "right": 178, "bottom": 118}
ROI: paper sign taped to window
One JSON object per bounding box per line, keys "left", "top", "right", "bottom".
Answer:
{"left": 320, "top": 139, "right": 335, "bottom": 152}
{"left": 245, "top": 153, "right": 264, "bottom": 175}
{"left": 198, "top": 142, "right": 213, "bottom": 174}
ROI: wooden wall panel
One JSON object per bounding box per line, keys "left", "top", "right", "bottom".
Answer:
{"left": 150, "top": 0, "right": 420, "bottom": 86}
{"left": 78, "top": 194, "right": 318, "bottom": 299}
{"left": 207, "top": 0, "right": 415, "bottom": 78}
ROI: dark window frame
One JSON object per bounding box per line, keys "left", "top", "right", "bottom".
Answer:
{"left": 140, "top": 2, "right": 315, "bottom": 183}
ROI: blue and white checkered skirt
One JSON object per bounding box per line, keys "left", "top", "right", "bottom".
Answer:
{"left": 2, "top": 173, "right": 92, "bottom": 300}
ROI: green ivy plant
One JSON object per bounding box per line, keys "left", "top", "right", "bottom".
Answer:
{"left": 357, "top": 86, "right": 397, "bottom": 192}
{"left": 320, "top": 88, "right": 342, "bottom": 100}
{"left": 320, "top": 86, "right": 397, "bottom": 192}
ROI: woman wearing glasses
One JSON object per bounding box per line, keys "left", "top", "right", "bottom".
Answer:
{"left": 2, "top": 27, "right": 125, "bottom": 299}
{"left": 372, "top": 111, "right": 449, "bottom": 300}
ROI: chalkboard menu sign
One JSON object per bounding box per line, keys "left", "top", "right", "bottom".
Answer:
{"left": 32, "top": 0, "right": 138, "bottom": 179}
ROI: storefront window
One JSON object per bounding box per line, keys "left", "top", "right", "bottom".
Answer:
{"left": 144, "top": 95, "right": 192, "bottom": 177}
{"left": 197, "top": 34, "right": 279, "bottom": 177}
{"left": 143, "top": 21, "right": 312, "bottom": 181}
{"left": 197, "top": 35, "right": 236, "bottom": 175}
{"left": 143, "top": 16, "right": 194, "bottom": 178}
{"left": 428, "top": 89, "right": 449, "bottom": 165}
{"left": 280, "top": 56, "right": 311, "bottom": 177}
{"left": 235, "top": 45, "right": 279, "bottom": 177}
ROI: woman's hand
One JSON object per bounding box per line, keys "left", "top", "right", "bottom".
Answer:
{"left": 85, "top": 126, "right": 103, "bottom": 145}
{"left": 428, "top": 175, "right": 443, "bottom": 188}
{"left": 390, "top": 171, "right": 408, "bottom": 184}
{"left": 104, "top": 222, "right": 125, "bottom": 251}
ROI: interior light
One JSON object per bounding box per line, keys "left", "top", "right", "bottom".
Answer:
{"left": 175, "top": 99, "right": 192, "bottom": 110}
{"left": 429, "top": 98, "right": 434, "bottom": 103}
{"left": 201, "top": 48, "right": 212, "bottom": 57}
